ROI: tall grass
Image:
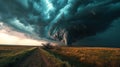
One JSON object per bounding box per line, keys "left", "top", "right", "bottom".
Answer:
{"left": 47, "top": 47, "right": 120, "bottom": 67}
{"left": 0, "top": 47, "right": 37, "bottom": 67}
{"left": 40, "top": 48, "right": 71, "bottom": 67}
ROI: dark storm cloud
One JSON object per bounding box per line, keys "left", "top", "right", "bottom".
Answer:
{"left": 0, "top": 0, "right": 120, "bottom": 45}
{"left": 74, "top": 18, "right": 120, "bottom": 47}
{"left": 0, "top": 0, "right": 46, "bottom": 34}
{"left": 68, "top": 0, "right": 120, "bottom": 33}
{"left": 48, "top": 0, "right": 120, "bottom": 45}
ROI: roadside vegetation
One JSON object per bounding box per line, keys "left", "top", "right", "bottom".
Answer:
{"left": 0, "top": 46, "right": 71, "bottom": 67}
{"left": 46, "top": 47, "right": 120, "bottom": 67}
{"left": 0, "top": 46, "right": 37, "bottom": 67}
{"left": 1, "top": 45, "right": 120, "bottom": 67}
{"left": 39, "top": 47, "right": 71, "bottom": 67}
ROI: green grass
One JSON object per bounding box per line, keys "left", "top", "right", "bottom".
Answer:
{"left": 0, "top": 46, "right": 37, "bottom": 67}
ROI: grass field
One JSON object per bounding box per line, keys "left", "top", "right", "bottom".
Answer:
{"left": 39, "top": 47, "right": 71, "bottom": 67}
{"left": 0, "top": 45, "right": 70, "bottom": 67}
{"left": 47, "top": 47, "right": 120, "bottom": 67}
{"left": 0, "top": 45, "right": 120, "bottom": 67}
{"left": 0, "top": 46, "right": 37, "bottom": 67}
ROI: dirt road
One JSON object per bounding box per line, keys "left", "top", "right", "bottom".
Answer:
{"left": 17, "top": 47, "right": 63, "bottom": 67}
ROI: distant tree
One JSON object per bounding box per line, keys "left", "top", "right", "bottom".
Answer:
{"left": 41, "top": 43, "right": 53, "bottom": 49}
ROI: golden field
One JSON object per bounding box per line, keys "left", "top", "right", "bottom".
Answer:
{"left": 48, "top": 47, "right": 120, "bottom": 67}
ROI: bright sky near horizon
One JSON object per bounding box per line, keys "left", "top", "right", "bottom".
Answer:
{"left": 0, "top": 22, "right": 46, "bottom": 46}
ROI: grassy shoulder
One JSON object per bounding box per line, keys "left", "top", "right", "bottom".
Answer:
{"left": 45, "top": 47, "right": 120, "bottom": 67}
{"left": 0, "top": 46, "right": 37, "bottom": 67}
{"left": 39, "top": 47, "right": 71, "bottom": 67}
